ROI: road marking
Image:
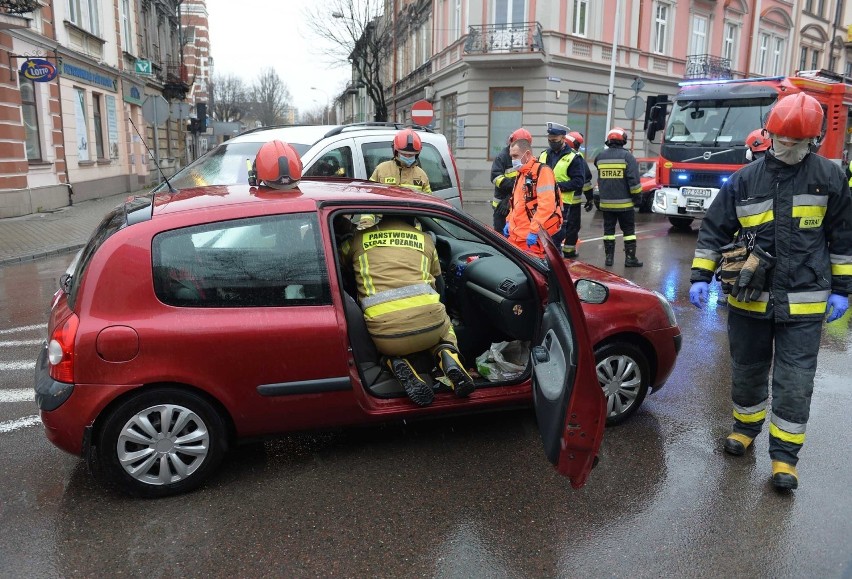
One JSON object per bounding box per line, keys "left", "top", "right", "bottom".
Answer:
{"left": 0, "top": 339, "right": 43, "bottom": 347}
{"left": 0, "top": 389, "right": 34, "bottom": 403}
{"left": 581, "top": 228, "right": 656, "bottom": 243}
{"left": 0, "top": 361, "right": 36, "bottom": 371}
{"left": 0, "top": 324, "right": 46, "bottom": 335}
{"left": 0, "top": 415, "right": 41, "bottom": 433}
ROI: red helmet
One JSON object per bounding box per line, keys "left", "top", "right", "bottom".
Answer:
{"left": 254, "top": 140, "right": 302, "bottom": 189}
{"left": 606, "top": 127, "right": 628, "bottom": 145}
{"left": 509, "top": 128, "right": 533, "bottom": 144}
{"left": 393, "top": 129, "right": 422, "bottom": 153}
{"left": 764, "top": 93, "right": 824, "bottom": 140}
{"left": 564, "top": 133, "right": 578, "bottom": 149}
{"left": 568, "top": 131, "right": 584, "bottom": 147}
{"left": 745, "top": 129, "right": 771, "bottom": 153}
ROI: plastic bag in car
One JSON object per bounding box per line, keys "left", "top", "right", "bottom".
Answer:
{"left": 475, "top": 341, "right": 529, "bottom": 382}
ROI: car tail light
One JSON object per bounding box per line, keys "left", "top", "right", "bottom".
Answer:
{"left": 48, "top": 312, "right": 79, "bottom": 383}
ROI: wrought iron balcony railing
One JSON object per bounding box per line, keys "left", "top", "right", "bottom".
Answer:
{"left": 464, "top": 22, "right": 544, "bottom": 55}
{"left": 0, "top": 0, "right": 39, "bottom": 14}
{"left": 685, "top": 54, "right": 732, "bottom": 80}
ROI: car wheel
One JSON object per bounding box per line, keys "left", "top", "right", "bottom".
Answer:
{"left": 595, "top": 343, "right": 650, "bottom": 426}
{"left": 94, "top": 388, "right": 227, "bottom": 497}
{"left": 668, "top": 216, "right": 694, "bottom": 229}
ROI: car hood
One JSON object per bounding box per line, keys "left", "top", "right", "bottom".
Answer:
{"left": 564, "top": 259, "right": 641, "bottom": 289}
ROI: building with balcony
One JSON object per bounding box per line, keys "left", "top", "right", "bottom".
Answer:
{"left": 420, "top": 0, "right": 849, "bottom": 192}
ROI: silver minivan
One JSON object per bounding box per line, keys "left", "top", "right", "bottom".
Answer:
{"left": 157, "top": 124, "right": 463, "bottom": 208}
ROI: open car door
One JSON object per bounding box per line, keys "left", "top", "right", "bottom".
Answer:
{"left": 532, "top": 233, "right": 606, "bottom": 488}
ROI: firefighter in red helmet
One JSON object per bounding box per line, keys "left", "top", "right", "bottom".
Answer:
{"left": 369, "top": 128, "right": 431, "bottom": 194}
{"left": 250, "top": 140, "right": 302, "bottom": 190}
{"left": 690, "top": 91, "right": 852, "bottom": 491}
{"left": 745, "top": 128, "right": 771, "bottom": 162}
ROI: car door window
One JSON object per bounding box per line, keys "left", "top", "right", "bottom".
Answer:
{"left": 360, "top": 141, "right": 451, "bottom": 192}
{"left": 153, "top": 213, "right": 331, "bottom": 307}
{"left": 304, "top": 146, "right": 354, "bottom": 178}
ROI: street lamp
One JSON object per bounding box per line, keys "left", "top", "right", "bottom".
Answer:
{"left": 310, "top": 86, "right": 329, "bottom": 125}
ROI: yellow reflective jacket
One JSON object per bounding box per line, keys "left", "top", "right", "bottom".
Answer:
{"left": 369, "top": 159, "right": 432, "bottom": 193}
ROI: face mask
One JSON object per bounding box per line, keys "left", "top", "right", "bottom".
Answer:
{"left": 745, "top": 149, "right": 754, "bottom": 162}
{"left": 511, "top": 159, "right": 523, "bottom": 170}
{"left": 548, "top": 140, "right": 563, "bottom": 152}
{"left": 398, "top": 155, "right": 416, "bottom": 167}
{"left": 771, "top": 138, "right": 810, "bottom": 165}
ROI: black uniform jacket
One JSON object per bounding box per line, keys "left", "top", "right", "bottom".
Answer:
{"left": 691, "top": 152, "right": 852, "bottom": 321}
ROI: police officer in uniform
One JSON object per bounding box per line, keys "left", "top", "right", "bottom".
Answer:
{"left": 595, "top": 127, "right": 643, "bottom": 267}
{"left": 689, "top": 93, "right": 852, "bottom": 490}
{"left": 349, "top": 216, "right": 474, "bottom": 407}
{"left": 538, "top": 122, "right": 587, "bottom": 258}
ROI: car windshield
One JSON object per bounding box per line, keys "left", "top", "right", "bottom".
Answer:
{"left": 664, "top": 97, "right": 776, "bottom": 146}
{"left": 154, "top": 141, "right": 312, "bottom": 192}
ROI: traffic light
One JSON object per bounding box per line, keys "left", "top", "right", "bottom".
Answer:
{"left": 196, "top": 103, "right": 207, "bottom": 132}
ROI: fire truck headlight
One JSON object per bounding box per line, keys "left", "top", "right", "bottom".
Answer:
{"left": 655, "top": 190, "right": 667, "bottom": 209}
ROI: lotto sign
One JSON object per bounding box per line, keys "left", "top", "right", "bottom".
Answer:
{"left": 20, "top": 59, "right": 57, "bottom": 82}
{"left": 411, "top": 100, "right": 434, "bottom": 126}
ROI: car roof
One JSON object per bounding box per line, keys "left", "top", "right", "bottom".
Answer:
{"left": 150, "top": 178, "right": 453, "bottom": 217}
{"left": 229, "top": 124, "right": 442, "bottom": 148}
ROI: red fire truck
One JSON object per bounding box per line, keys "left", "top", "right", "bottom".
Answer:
{"left": 646, "top": 69, "right": 852, "bottom": 229}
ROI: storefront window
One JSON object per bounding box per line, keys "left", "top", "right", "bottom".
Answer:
{"left": 21, "top": 79, "right": 42, "bottom": 161}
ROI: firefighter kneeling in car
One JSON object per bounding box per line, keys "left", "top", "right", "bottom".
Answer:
{"left": 346, "top": 215, "right": 474, "bottom": 406}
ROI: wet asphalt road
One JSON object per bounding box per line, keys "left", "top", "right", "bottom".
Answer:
{"left": 1, "top": 208, "right": 851, "bottom": 578}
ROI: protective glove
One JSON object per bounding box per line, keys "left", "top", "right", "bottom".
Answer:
{"left": 826, "top": 293, "right": 849, "bottom": 323}
{"left": 731, "top": 245, "right": 775, "bottom": 303}
{"left": 584, "top": 199, "right": 594, "bottom": 212}
{"left": 502, "top": 223, "right": 510, "bottom": 237}
{"left": 526, "top": 232, "right": 539, "bottom": 248}
{"left": 689, "top": 282, "right": 708, "bottom": 308}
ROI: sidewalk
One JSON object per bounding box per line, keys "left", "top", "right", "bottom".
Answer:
{"left": 0, "top": 189, "right": 150, "bottom": 267}
{"left": 0, "top": 187, "right": 495, "bottom": 267}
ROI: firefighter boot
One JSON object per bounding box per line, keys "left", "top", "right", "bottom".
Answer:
{"left": 387, "top": 357, "right": 434, "bottom": 407}
{"left": 771, "top": 461, "right": 799, "bottom": 491}
{"left": 723, "top": 432, "right": 754, "bottom": 456}
{"left": 437, "top": 347, "right": 475, "bottom": 398}
{"left": 563, "top": 245, "right": 578, "bottom": 259}
{"left": 604, "top": 240, "right": 615, "bottom": 267}
{"left": 625, "top": 241, "right": 643, "bottom": 268}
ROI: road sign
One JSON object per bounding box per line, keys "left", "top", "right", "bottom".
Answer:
{"left": 142, "top": 95, "right": 169, "bottom": 125}
{"left": 411, "top": 99, "right": 434, "bottom": 126}
{"left": 135, "top": 59, "right": 152, "bottom": 75}
{"left": 631, "top": 76, "right": 646, "bottom": 93}
{"left": 169, "top": 102, "right": 191, "bottom": 121}
{"left": 624, "top": 95, "right": 646, "bottom": 120}
{"left": 546, "top": 76, "right": 562, "bottom": 82}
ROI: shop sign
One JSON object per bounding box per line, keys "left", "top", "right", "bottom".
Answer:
{"left": 58, "top": 60, "right": 117, "bottom": 91}
{"left": 20, "top": 58, "right": 57, "bottom": 82}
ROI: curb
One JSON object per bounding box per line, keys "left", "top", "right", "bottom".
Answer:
{"left": 0, "top": 243, "right": 84, "bottom": 267}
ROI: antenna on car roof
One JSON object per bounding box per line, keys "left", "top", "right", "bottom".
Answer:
{"left": 128, "top": 116, "right": 176, "bottom": 193}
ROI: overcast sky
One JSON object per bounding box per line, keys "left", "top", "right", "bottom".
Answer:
{"left": 205, "top": 0, "right": 352, "bottom": 115}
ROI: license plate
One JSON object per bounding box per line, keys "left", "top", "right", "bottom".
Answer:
{"left": 682, "top": 187, "right": 711, "bottom": 198}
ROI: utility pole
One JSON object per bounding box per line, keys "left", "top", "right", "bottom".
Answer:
{"left": 605, "top": 0, "right": 624, "bottom": 134}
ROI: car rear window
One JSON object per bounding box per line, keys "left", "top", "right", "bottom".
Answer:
{"left": 361, "top": 142, "right": 452, "bottom": 192}
{"left": 152, "top": 212, "right": 331, "bottom": 307}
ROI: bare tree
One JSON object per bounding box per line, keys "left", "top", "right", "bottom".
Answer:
{"left": 304, "top": 0, "right": 389, "bottom": 122}
{"left": 211, "top": 73, "right": 248, "bottom": 122}
{"left": 251, "top": 68, "right": 292, "bottom": 126}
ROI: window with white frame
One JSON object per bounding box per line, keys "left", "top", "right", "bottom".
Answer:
{"left": 800, "top": 46, "right": 808, "bottom": 70}
{"left": 757, "top": 33, "right": 769, "bottom": 75}
{"left": 451, "top": 0, "right": 461, "bottom": 37}
{"left": 121, "top": 0, "right": 133, "bottom": 53}
{"left": 690, "top": 15, "right": 708, "bottom": 55}
{"left": 495, "top": 0, "right": 525, "bottom": 26}
{"left": 21, "top": 79, "right": 42, "bottom": 161}
{"left": 68, "top": 0, "right": 100, "bottom": 36}
{"left": 723, "top": 22, "right": 738, "bottom": 68}
{"left": 653, "top": 2, "right": 670, "bottom": 54}
{"left": 771, "top": 37, "right": 785, "bottom": 76}
{"left": 572, "top": 0, "right": 588, "bottom": 36}
{"left": 810, "top": 49, "right": 820, "bottom": 69}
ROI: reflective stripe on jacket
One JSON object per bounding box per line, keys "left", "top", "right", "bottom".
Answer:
{"left": 690, "top": 153, "right": 852, "bottom": 321}
{"left": 491, "top": 146, "right": 517, "bottom": 201}
{"left": 595, "top": 146, "right": 642, "bottom": 212}
{"left": 369, "top": 159, "right": 432, "bottom": 193}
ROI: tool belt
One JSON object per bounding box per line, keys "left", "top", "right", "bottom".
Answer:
{"left": 716, "top": 242, "right": 749, "bottom": 295}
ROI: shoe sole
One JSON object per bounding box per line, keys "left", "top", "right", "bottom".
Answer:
{"left": 723, "top": 440, "right": 746, "bottom": 456}
{"left": 772, "top": 475, "right": 798, "bottom": 491}
{"left": 391, "top": 361, "right": 434, "bottom": 406}
{"left": 446, "top": 368, "right": 475, "bottom": 398}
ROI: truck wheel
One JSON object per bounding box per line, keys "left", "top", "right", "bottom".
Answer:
{"left": 94, "top": 388, "right": 228, "bottom": 497}
{"left": 668, "top": 216, "right": 694, "bottom": 230}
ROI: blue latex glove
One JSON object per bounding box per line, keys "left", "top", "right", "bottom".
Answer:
{"left": 826, "top": 293, "right": 848, "bottom": 323}
{"left": 689, "top": 282, "right": 708, "bottom": 308}
{"left": 502, "top": 223, "right": 510, "bottom": 237}
{"left": 526, "top": 232, "right": 539, "bottom": 248}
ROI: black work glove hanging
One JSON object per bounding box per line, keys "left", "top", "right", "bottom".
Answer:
{"left": 731, "top": 245, "right": 775, "bottom": 303}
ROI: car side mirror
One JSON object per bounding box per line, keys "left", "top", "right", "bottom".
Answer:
{"left": 575, "top": 279, "right": 608, "bottom": 304}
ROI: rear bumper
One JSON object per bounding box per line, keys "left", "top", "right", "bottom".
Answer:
{"left": 641, "top": 326, "right": 682, "bottom": 392}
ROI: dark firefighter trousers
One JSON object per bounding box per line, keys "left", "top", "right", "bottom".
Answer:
{"left": 553, "top": 203, "right": 582, "bottom": 250}
{"left": 727, "top": 311, "right": 822, "bottom": 465}
{"left": 602, "top": 210, "right": 636, "bottom": 244}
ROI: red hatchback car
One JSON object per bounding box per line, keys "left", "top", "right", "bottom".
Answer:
{"left": 35, "top": 180, "right": 678, "bottom": 497}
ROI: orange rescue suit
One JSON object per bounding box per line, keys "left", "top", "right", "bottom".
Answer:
{"left": 507, "top": 158, "right": 561, "bottom": 257}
